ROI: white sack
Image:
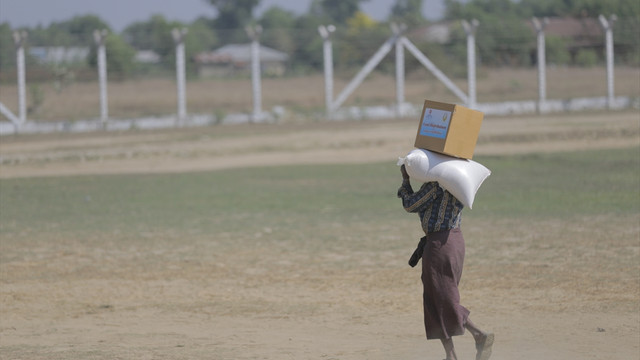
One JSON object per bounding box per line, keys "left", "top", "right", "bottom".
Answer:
{"left": 397, "top": 149, "right": 491, "bottom": 209}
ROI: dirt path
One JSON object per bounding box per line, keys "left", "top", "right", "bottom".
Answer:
{"left": 1, "top": 111, "right": 638, "bottom": 179}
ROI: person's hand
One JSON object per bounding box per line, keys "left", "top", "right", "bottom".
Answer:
{"left": 400, "top": 165, "right": 410, "bottom": 180}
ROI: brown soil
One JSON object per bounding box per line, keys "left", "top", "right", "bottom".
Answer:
{"left": 1, "top": 111, "right": 639, "bottom": 359}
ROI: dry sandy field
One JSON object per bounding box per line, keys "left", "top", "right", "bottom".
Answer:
{"left": 0, "top": 110, "right": 639, "bottom": 360}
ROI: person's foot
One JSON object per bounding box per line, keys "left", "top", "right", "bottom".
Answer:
{"left": 475, "top": 332, "right": 494, "bottom": 360}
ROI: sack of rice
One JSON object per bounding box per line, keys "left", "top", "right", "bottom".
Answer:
{"left": 397, "top": 148, "right": 491, "bottom": 209}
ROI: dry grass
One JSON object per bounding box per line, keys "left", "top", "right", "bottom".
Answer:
{"left": 0, "top": 67, "right": 638, "bottom": 122}
{"left": 0, "top": 111, "right": 638, "bottom": 359}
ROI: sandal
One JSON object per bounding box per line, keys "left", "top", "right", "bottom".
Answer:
{"left": 476, "top": 333, "right": 494, "bottom": 360}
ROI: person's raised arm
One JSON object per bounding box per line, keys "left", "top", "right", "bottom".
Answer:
{"left": 397, "top": 168, "right": 439, "bottom": 213}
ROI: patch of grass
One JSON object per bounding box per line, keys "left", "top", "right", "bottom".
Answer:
{"left": 1, "top": 147, "right": 638, "bottom": 241}
{"left": 471, "top": 147, "right": 640, "bottom": 218}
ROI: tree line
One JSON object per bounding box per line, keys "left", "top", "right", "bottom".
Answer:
{"left": 0, "top": 0, "right": 637, "bottom": 81}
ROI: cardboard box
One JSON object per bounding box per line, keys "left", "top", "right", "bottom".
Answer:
{"left": 414, "top": 100, "right": 484, "bottom": 159}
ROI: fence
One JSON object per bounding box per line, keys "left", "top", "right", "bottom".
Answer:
{"left": 0, "top": 15, "right": 638, "bottom": 135}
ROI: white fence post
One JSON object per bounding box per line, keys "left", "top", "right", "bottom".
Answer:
{"left": 462, "top": 19, "right": 479, "bottom": 109}
{"left": 533, "top": 17, "right": 549, "bottom": 113}
{"left": 246, "top": 25, "right": 263, "bottom": 122}
{"left": 172, "top": 28, "right": 188, "bottom": 125}
{"left": 12, "top": 31, "right": 27, "bottom": 125}
{"left": 599, "top": 14, "right": 617, "bottom": 109}
{"left": 318, "top": 25, "right": 335, "bottom": 119}
{"left": 93, "top": 29, "right": 109, "bottom": 125}
{"left": 392, "top": 23, "right": 407, "bottom": 117}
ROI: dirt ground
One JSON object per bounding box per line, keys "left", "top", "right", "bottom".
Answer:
{"left": 0, "top": 111, "right": 639, "bottom": 360}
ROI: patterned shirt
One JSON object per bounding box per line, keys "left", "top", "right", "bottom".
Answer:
{"left": 397, "top": 180, "right": 463, "bottom": 234}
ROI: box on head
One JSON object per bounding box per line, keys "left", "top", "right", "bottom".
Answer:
{"left": 414, "top": 100, "right": 484, "bottom": 160}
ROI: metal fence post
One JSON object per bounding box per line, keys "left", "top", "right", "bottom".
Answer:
{"left": 172, "top": 28, "right": 188, "bottom": 125}
{"left": 93, "top": 29, "right": 109, "bottom": 125}
{"left": 599, "top": 14, "right": 617, "bottom": 109}
{"left": 533, "top": 17, "right": 549, "bottom": 113}
{"left": 318, "top": 25, "right": 335, "bottom": 119}
{"left": 392, "top": 23, "right": 407, "bottom": 118}
{"left": 246, "top": 25, "right": 263, "bottom": 122}
{"left": 462, "top": 19, "right": 479, "bottom": 109}
{"left": 12, "top": 31, "right": 27, "bottom": 125}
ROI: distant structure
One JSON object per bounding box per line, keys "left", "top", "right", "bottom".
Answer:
{"left": 134, "top": 50, "right": 161, "bottom": 64}
{"left": 195, "top": 43, "right": 289, "bottom": 77}
{"left": 28, "top": 46, "right": 89, "bottom": 65}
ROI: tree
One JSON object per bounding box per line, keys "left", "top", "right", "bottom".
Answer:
{"left": 445, "top": 0, "right": 640, "bottom": 66}
{"left": 311, "top": 0, "right": 370, "bottom": 25}
{"left": 0, "top": 23, "right": 15, "bottom": 72}
{"left": 123, "top": 15, "right": 177, "bottom": 59}
{"left": 338, "top": 12, "right": 389, "bottom": 70}
{"left": 186, "top": 17, "right": 218, "bottom": 53}
{"left": 518, "top": 0, "right": 639, "bottom": 18}
{"left": 204, "top": 0, "right": 261, "bottom": 43}
{"left": 259, "top": 7, "right": 296, "bottom": 55}
{"left": 390, "top": 0, "right": 426, "bottom": 27}
{"left": 206, "top": 0, "right": 260, "bottom": 30}
{"left": 445, "top": 0, "right": 518, "bottom": 20}
{"left": 27, "top": 15, "right": 111, "bottom": 46}
{"left": 88, "top": 32, "right": 136, "bottom": 77}
{"left": 291, "top": 14, "right": 326, "bottom": 72}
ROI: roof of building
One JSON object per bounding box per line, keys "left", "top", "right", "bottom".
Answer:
{"left": 195, "top": 44, "right": 289, "bottom": 64}
{"left": 28, "top": 46, "right": 90, "bottom": 64}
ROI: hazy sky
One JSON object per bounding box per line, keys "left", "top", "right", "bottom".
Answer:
{"left": 0, "top": 0, "right": 446, "bottom": 31}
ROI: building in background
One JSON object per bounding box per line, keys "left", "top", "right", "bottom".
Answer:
{"left": 195, "top": 44, "right": 289, "bottom": 78}
{"left": 28, "top": 47, "right": 90, "bottom": 65}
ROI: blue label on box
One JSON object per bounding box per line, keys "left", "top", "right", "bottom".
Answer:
{"left": 419, "top": 108, "right": 451, "bottom": 139}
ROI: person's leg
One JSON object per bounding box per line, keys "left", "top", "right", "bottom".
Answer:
{"left": 440, "top": 338, "right": 457, "bottom": 360}
{"left": 465, "top": 318, "right": 494, "bottom": 360}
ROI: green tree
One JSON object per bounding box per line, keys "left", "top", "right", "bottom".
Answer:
{"left": 206, "top": 0, "right": 260, "bottom": 43}
{"left": 338, "top": 12, "right": 389, "bottom": 70}
{"left": 259, "top": 6, "right": 296, "bottom": 55}
{"left": 545, "top": 35, "right": 571, "bottom": 65}
{"left": 445, "top": 0, "right": 518, "bottom": 20}
{"left": 519, "top": 0, "right": 639, "bottom": 18}
{"left": 0, "top": 23, "right": 15, "bottom": 72}
{"left": 311, "top": 0, "right": 370, "bottom": 25}
{"left": 88, "top": 32, "right": 135, "bottom": 77}
{"left": 390, "top": 0, "right": 426, "bottom": 28}
{"left": 208, "top": 0, "right": 260, "bottom": 28}
{"left": 28, "top": 15, "right": 111, "bottom": 46}
{"left": 291, "top": 15, "right": 326, "bottom": 72}
{"left": 447, "top": 14, "right": 533, "bottom": 66}
{"left": 123, "top": 15, "right": 178, "bottom": 60}
{"left": 186, "top": 17, "right": 218, "bottom": 53}
{"left": 184, "top": 18, "right": 219, "bottom": 74}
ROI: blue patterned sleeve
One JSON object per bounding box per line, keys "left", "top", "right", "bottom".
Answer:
{"left": 397, "top": 181, "right": 439, "bottom": 213}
